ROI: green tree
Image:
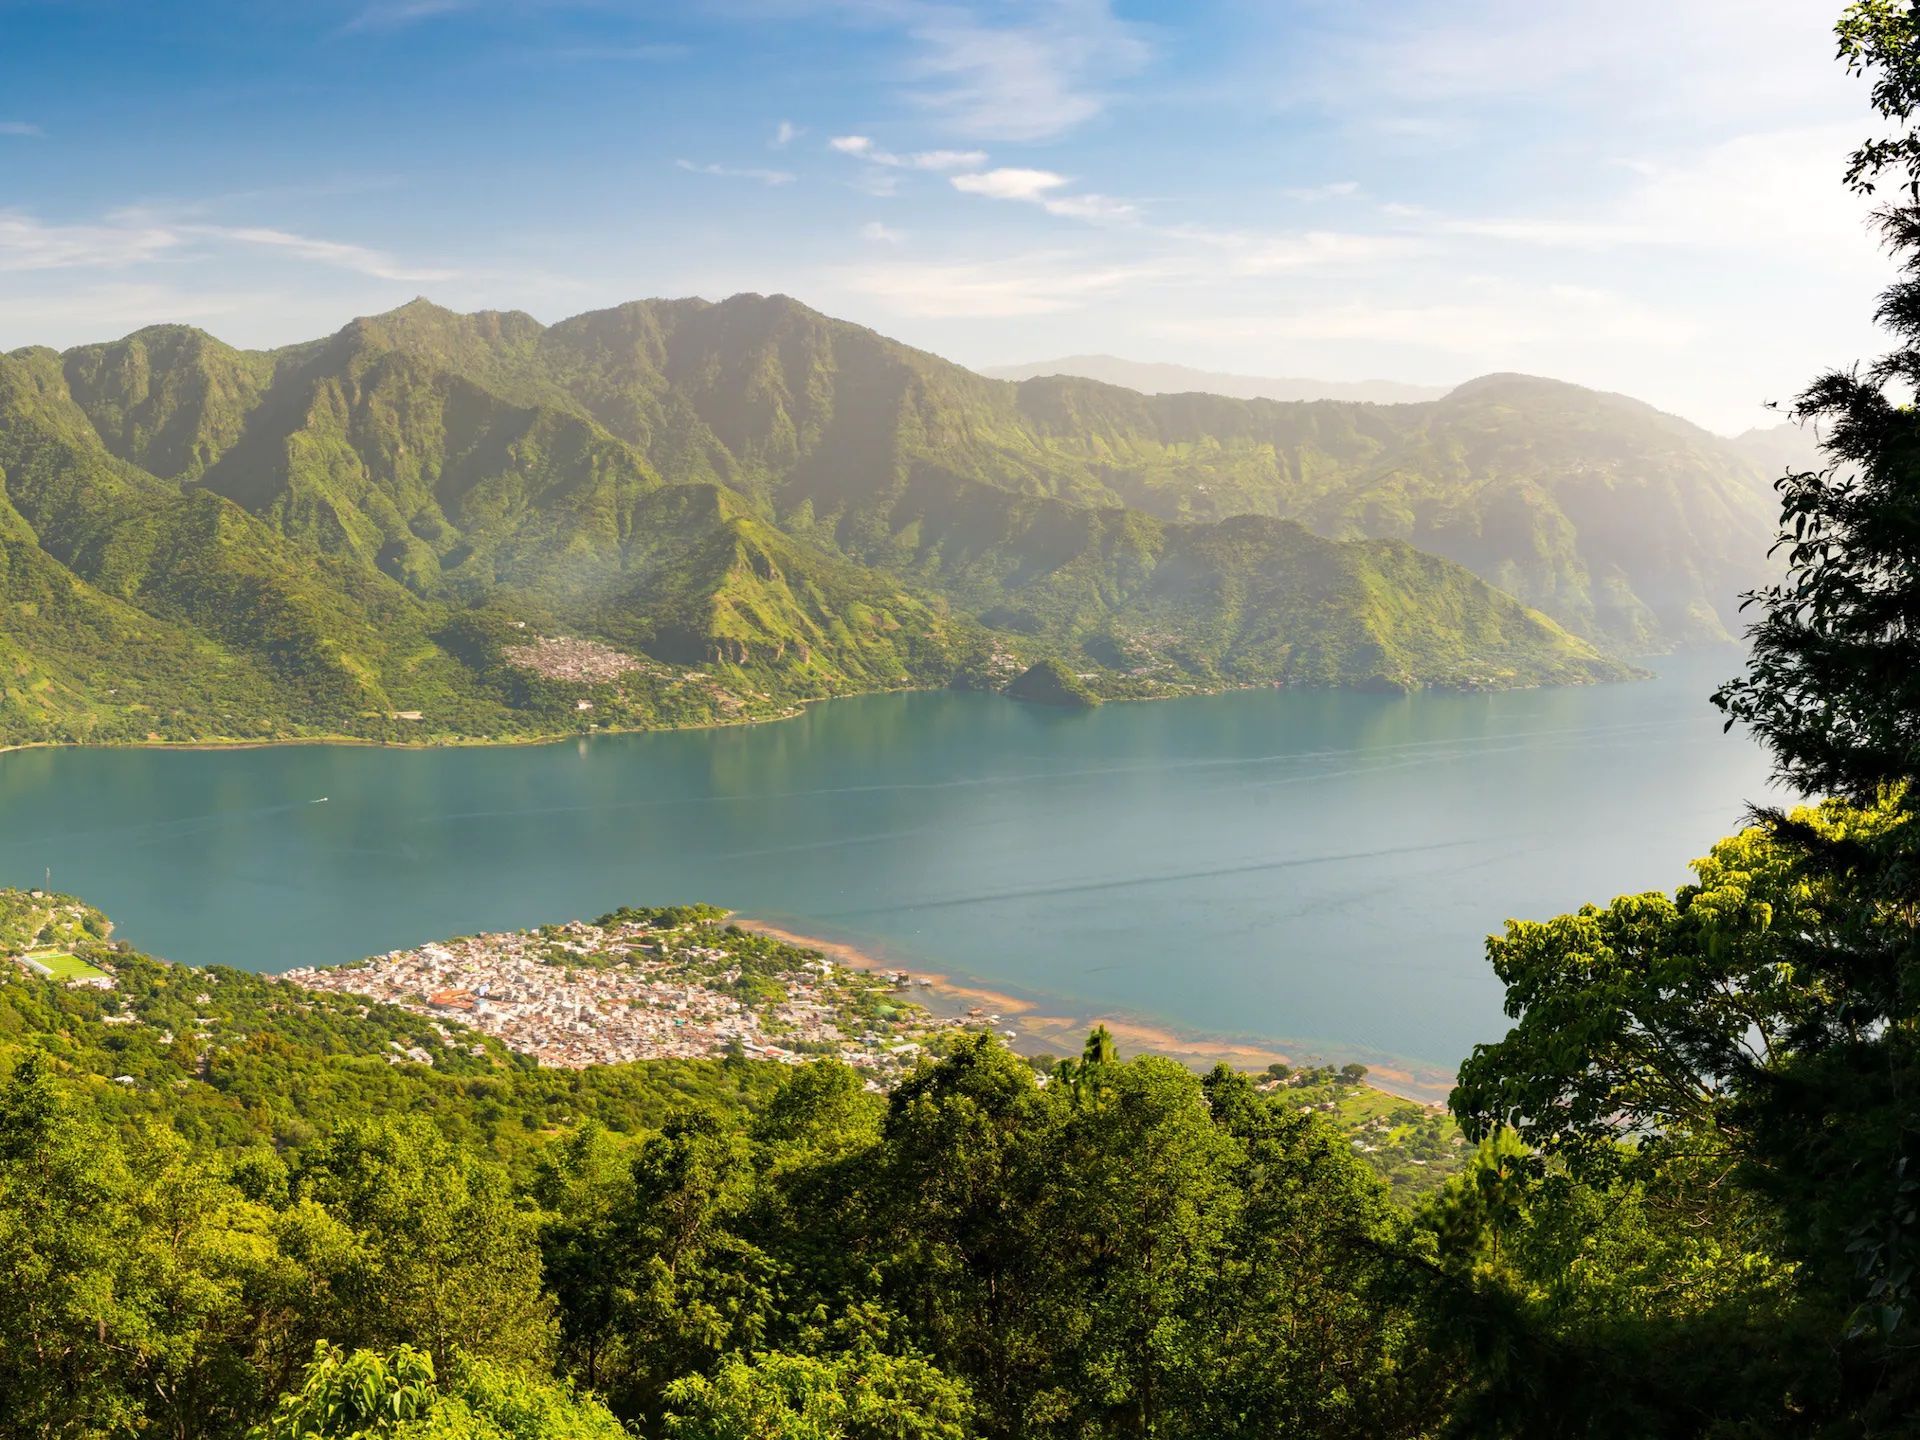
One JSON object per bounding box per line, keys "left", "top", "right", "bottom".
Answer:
{"left": 1028, "top": 1057, "right": 1241, "bottom": 1438}
{"left": 250, "top": 1342, "right": 627, "bottom": 1440}
{"left": 662, "top": 1347, "right": 973, "bottom": 1440}
{"left": 600, "top": 1110, "right": 778, "bottom": 1425}
{"left": 861, "top": 1035, "right": 1058, "bottom": 1435}
{"left": 1706, "top": 0, "right": 1920, "bottom": 1392}
{"left": 295, "top": 1117, "right": 554, "bottom": 1372}
{"left": 0, "top": 1052, "right": 143, "bottom": 1437}
{"left": 532, "top": 1123, "right": 632, "bottom": 1393}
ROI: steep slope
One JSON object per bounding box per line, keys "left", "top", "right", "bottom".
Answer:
{"left": 1000, "top": 372, "right": 1778, "bottom": 650}
{"left": 860, "top": 468, "right": 1615, "bottom": 691}
{"left": 54, "top": 295, "right": 1768, "bottom": 654}
{"left": 0, "top": 347, "right": 956, "bottom": 742}
{"left": 518, "top": 299, "right": 1778, "bottom": 651}
{"left": 0, "top": 349, "right": 506, "bottom": 736}
{"left": 0, "top": 299, "right": 1639, "bottom": 745}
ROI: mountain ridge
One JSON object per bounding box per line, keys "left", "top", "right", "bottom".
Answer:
{"left": 981, "top": 354, "right": 1453, "bottom": 405}
{"left": 0, "top": 295, "right": 1681, "bottom": 744}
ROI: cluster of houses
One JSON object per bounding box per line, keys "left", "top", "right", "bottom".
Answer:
{"left": 284, "top": 916, "right": 946, "bottom": 1076}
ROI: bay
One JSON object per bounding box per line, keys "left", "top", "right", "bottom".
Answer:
{"left": 0, "top": 647, "right": 1774, "bottom": 1082}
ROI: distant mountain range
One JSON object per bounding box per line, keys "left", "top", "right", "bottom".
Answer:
{"left": 980, "top": 355, "right": 1452, "bottom": 406}
{"left": 2, "top": 292, "right": 1793, "bottom": 745}
{"left": 1730, "top": 418, "right": 1831, "bottom": 486}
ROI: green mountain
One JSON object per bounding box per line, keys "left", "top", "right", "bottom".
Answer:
{"left": 1000, "top": 371, "right": 1779, "bottom": 650}
{"left": 0, "top": 297, "right": 1633, "bottom": 745}
{"left": 391, "top": 297, "right": 1768, "bottom": 652}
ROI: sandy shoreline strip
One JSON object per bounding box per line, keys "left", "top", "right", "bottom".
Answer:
{"left": 735, "top": 917, "right": 1455, "bottom": 1107}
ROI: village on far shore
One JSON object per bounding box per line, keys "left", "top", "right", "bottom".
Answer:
{"left": 282, "top": 904, "right": 1006, "bottom": 1081}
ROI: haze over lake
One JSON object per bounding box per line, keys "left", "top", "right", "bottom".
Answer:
{"left": 0, "top": 650, "right": 1771, "bottom": 1079}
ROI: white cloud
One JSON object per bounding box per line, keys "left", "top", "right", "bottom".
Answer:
{"left": 949, "top": 166, "right": 1140, "bottom": 223}
{"left": 895, "top": 0, "right": 1152, "bottom": 141}
{"left": 951, "top": 168, "right": 1069, "bottom": 202}
{"left": 0, "top": 208, "right": 459, "bottom": 288}
{"left": 0, "top": 122, "right": 42, "bottom": 138}
{"left": 675, "top": 159, "right": 796, "bottom": 186}
{"left": 1039, "top": 193, "right": 1137, "bottom": 223}
{"left": 1431, "top": 126, "right": 1879, "bottom": 271}
{"left": 184, "top": 224, "right": 457, "bottom": 282}
{"left": 773, "top": 119, "right": 801, "bottom": 148}
{"left": 828, "top": 134, "right": 986, "bottom": 170}
{"left": 0, "top": 212, "right": 182, "bottom": 272}
{"left": 1298, "top": 0, "right": 1841, "bottom": 124}
{"left": 861, "top": 220, "right": 905, "bottom": 243}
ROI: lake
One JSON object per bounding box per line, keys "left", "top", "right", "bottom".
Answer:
{"left": 0, "top": 648, "right": 1776, "bottom": 1088}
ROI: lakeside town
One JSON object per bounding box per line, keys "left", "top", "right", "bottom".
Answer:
{"left": 282, "top": 904, "right": 991, "bottom": 1079}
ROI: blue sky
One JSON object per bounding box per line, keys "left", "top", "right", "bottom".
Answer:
{"left": 0, "top": 0, "right": 1891, "bottom": 430}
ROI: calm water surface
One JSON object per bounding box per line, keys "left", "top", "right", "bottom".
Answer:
{"left": 0, "top": 649, "right": 1774, "bottom": 1076}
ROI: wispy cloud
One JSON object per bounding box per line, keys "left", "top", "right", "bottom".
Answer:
{"left": 0, "top": 208, "right": 457, "bottom": 284}
{"left": 860, "top": 220, "right": 905, "bottom": 243}
{"left": 675, "top": 159, "right": 796, "bottom": 186}
{"left": 829, "top": 135, "right": 986, "bottom": 171}
{"left": 773, "top": 119, "right": 802, "bottom": 149}
{"left": 184, "top": 223, "right": 457, "bottom": 282}
{"left": 950, "top": 168, "right": 1068, "bottom": 201}
{"left": 341, "top": 0, "right": 469, "bottom": 34}
{"left": 1426, "top": 126, "right": 1876, "bottom": 267}
{"left": 0, "top": 212, "right": 182, "bottom": 272}
{"left": 0, "top": 122, "right": 43, "bottom": 138}
{"left": 898, "top": 0, "right": 1152, "bottom": 141}
{"left": 949, "top": 167, "right": 1137, "bottom": 223}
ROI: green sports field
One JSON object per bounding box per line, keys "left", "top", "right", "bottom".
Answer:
{"left": 26, "top": 951, "right": 109, "bottom": 982}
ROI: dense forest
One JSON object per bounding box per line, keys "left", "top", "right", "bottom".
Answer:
{"left": 3, "top": 3, "right": 1920, "bottom": 1437}
{"left": 0, "top": 781, "right": 1911, "bottom": 1439}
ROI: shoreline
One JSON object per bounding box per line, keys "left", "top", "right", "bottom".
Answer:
{"left": 0, "top": 655, "right": 1658, "bottom": 761}
{"left": 734, "top": 917, "right": 1456, "bottom": 1107}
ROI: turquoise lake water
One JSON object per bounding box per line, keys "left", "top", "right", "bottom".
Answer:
{"left": 0, "top": 648, "right": 1775, "bottom": 1079}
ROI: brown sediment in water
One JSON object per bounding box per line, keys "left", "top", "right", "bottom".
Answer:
{"left": 734, "top": 917, "right": 1454, "bottom": 1107}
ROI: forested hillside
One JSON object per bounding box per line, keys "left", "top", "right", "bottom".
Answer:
{"left": 0, "top": 768, "right": 1913, "bottom": 1438}
{"left": 0, "top": 297, "right": 1663, "bottom": 746}
{"left": 298, "top": 294, "right": 1774, "bottom": 652}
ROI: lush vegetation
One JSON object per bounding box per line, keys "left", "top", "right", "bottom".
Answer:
{"left": 1004, "top": 658, "right": 1101, "bottom": 708}
{"left": 0, "top": 261, "right": 1655, "bottom": 746}
{"left": 7, "top": 8, "right": 1920, "bottom": 1438}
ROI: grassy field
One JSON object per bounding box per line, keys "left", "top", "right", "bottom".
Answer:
{"left": 26, "top": 951, "right": 110, "bottom": 982}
